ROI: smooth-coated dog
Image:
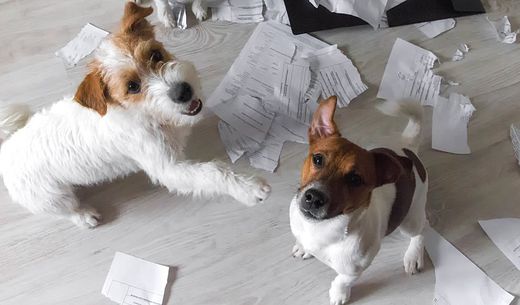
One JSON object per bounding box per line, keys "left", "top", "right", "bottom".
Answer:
{"left": 0, "top": 2, "right": 270, "bottom": 228}
{"left": 132, "top": 0, "right": 208, "bottom": 28}
{"left": 290, "top": 96, "right": 427, "bottom": 304}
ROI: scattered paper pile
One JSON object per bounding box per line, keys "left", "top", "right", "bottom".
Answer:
{"left": 378, "top": 38, "right": 475, "bottom": 154}
{"left": 424, "top": 226, "right": 515, "bottom": 305}
{"left": 102, "top": 252, "right": 170, "bottom": 305}
{"left": 208, "top": 21, "right": 367, "bottom": 172}
{"left": 55, "top": 23, "right": 109, "bottom": 66}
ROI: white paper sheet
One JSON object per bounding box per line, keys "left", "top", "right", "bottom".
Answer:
{"left": 247, "top": 114, "right": 309, "bottom": 171}
{"left": 211, "top": 95, "right": 274, "bottom": 142}
{"left": 218, "top": 121, "right": 261, "bottom": 163}
{"left": 510, "top": 123, "right": 520, "bottom": 165}
{"left": 424, "top": 226, "right": 514, "bottom": 305}
{"left": 480, "top": 218, "right": 520, "bottom": 271}
{"left": 207, "top": 22, "right": 327, "bottom": 109}
{"left": 263, "top": 0, "right": 290, "bottom": 25}
{"left": 451, "top": 43, "right": 469, "bottom": 62}
{"left": 432, "top": 93, "right": 475, "bottom": 154}
{"left": 210, "top": 0, "right": 264, "bottom": 23}
{"left": 378, "top": 38, "right": 441, "bottom": 106}
{"left": 55, "top": 23, "right": 109, "bottom": 67}
{"left": 304, "top": 45, "right": 368, "bottom": 108}
{"left": 415, "top": 18, "right": 456, "bottom": 39}
{"left": 102, "top": 252, "right": 170, "bottom": 305}
{"left": 488, "top": 16, "right": 518, "bottom": 44}
{"left": 309, "top": 0, "right": 389, "bottom": 29}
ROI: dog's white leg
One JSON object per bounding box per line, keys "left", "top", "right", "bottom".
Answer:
{"left": 292, "top": 241, "right": 313, "bottom": 259}
{"left": 146, "top": 161, "right": 271, "bottom": 206}
{"left": 153, "top": 0, "right": 176, "bottom": 28}
{"left": 329, "top": 274, "right": 358, "bottom": 305}
{"left": 24, "top": 188, "right": 102, "bottom": 229}
{"left": 403, "top": 234, "right": 425, "bottom": 275}
{"left": 192, "top": 0, "right": 207, "bottom": 21}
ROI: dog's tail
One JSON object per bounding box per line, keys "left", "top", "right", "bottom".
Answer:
{"left": 376, "top": 98, "right": 423, "bottom": 148}
{"left": 0, "top": 103, "right": 32, "bottom": 137}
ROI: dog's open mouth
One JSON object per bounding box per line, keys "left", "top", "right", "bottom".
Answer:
{"left": 182, "top": 99, "right": 203, "bottom": 116}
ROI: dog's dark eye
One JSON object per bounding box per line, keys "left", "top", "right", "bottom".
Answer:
{"left": 346, "top": 172, "right": 363, "bottom": 187}
{"left": 312, "top": 153, "right": 325, "bottom": 168}
{"left": 150, "top": 49, "right": 163, "bottom": 62}
{"left": 127, "top": 81, "right": 141, "bottom": 94}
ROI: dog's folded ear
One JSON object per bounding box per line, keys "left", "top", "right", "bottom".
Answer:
{"left": 74, "top": 68, "right": 112, "bottom": 116}
{"left": 120, "top": 2, "right": 154, "bottom": 36}
{"left": 372, "top": 151, "right": 403, "bottom": 187}
{"left": 309, "top": 96, "right": 341, "bottom": 141}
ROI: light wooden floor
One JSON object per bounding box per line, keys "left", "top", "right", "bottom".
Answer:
{"left": 1, "top": 0, "right": 520, "bottom": 304}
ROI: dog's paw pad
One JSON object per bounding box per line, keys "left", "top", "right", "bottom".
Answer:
{"left": 329, "top": 285, "right": 351, "bottom": 305}
{"left": 404, "top": 247, "right": 424, "bottom": 275}
{"left": 292, "top": 243, "right": 312, "bottom": 259}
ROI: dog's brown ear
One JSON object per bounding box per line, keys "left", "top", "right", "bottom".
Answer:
{"left": 74, "top": 69, "right": 111, "bottom": 116}
{"left": 309, "top": 96, "right": 340, "bottom": 141}
{"left": 120, "top": 2, "right": 154, "bottom": 35}
{"left": 372, "top": 151, "right": 403, "bottom": 187}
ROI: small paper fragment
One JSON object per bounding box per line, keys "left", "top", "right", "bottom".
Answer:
{"left": 488, "top": 16, "right": 518, "bottom": 44}
{"left": 55, "top": 23, "right": 109, "bottom": 66}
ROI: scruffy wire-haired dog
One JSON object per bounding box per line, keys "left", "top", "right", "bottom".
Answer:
{"left": 0, "top": 3, "right": 270, "bottom": 228}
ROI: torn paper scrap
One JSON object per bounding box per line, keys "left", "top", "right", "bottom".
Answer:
{"left": 451, "top": 43, "right": 469, "bottom": 62}
{"left": 510, "top": 123, "right": 520, "bottom": 165}
{"left": 210, "top": 0, "right": 264, "bottom": 23}
{"left": 377, "top": 38, "right": 441, "bottom": 106}
{"left": 480, "top": 218, "right": 520, "bottom": 271}
{"left": 247, "top": 114, "right": 309, "bottom": 172}
{"left": 211, "top": 95, "right": 274, "bottom": 142}
{"left": 424, "top": 226, "right": 515, "bottom": 305}
{"left": 415, "top": 18, "right": 456, "bottom": 39}
{"left": 488, "top": 16, "right": 518, "bottom": 44}
{"left": 263, "top": 0, "right": 290, "bottom": 25}
{"left": 451, "top": 49, "right": 464, "bottom": 61}
{"left": 432, "top": 93, "right": 475, "bottom": 154}
{"left": 218, "top": 121, "right": 261, "bottom": 163}
{"left": 304, "top": 45, "right": 368, "bottom": 108}
{"left": 308, "top": 0, "right": 389, "bottom": 29}
{"left": 55, "top": 23, "right": 109, "bottom": 67}
{"left": 102, "top": 252, "right": 169, "bottom": 305}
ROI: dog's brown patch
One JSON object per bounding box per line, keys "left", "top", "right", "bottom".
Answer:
{"left": 74, "top": 64, "right": 114, "bottom": 115}
{"left": 402, "top": 148, "right": 426, "bottom": 182}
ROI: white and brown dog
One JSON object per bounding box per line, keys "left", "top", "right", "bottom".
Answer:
{"left": 290, "top": 96, "right": 428, "bottom": 304}
{"left": 0, "top": 2, "right": 270, "bottom": 228}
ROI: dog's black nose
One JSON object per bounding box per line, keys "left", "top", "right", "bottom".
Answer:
{"left": 169, "top": 82, "right": 193, "bottom": 103}
{"left": 301, "top": 189, "right": 327, "bottom": 212}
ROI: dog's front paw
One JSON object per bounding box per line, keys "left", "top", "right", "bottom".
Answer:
{"left": 192, "top": 1, "right": 207, "bottom": 20}
{"left": 71, "top": 207, "right": 102, "bottom": 229}
{"left": 158, "top": 9, "right": 176, "bottom": 28}
{"left": 329, "top": 283, "right": 351, "bottom": 305}
{"left": 404, "top": 245, "right": 424, "bottom": 275}
{"left": 292, "top": 243, "right": 313, "bottom": 259}
{"left": 233, "top": 177, "right": 271, "bottom": 207}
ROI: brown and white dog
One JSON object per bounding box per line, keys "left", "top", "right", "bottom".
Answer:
{"left": 289, "top": 96, "right": 428, "bottom": 305}
{"left": 0, "top": 3, "right": 270, "bottom": 228}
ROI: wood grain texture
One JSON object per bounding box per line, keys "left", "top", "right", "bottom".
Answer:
{"left": 1, "top": 0, "right": 519, "bottom": 304}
